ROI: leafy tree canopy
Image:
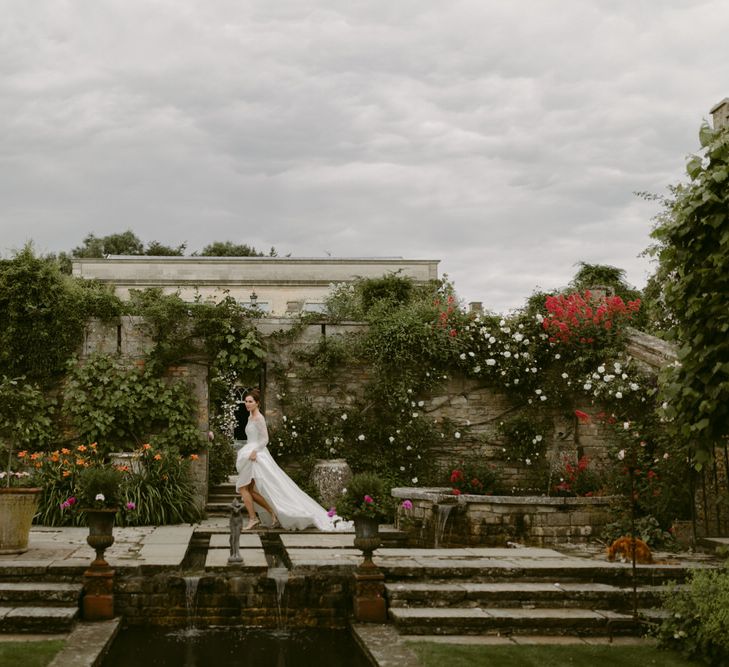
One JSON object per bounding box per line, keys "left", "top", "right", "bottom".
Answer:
{"left": 72, "top": 230, "right": 144, "bottom": 257}
{"left": 199, "top": 241, "right": 276, "bottom": 257}
{"left": 651, "top": 122, "right": 729, "bottom": 462}
{"left": 0, "top": 245, "right": 122, "bottom": 381}
{"left": 145, "top": 240, "right": 186, "bottom": 256}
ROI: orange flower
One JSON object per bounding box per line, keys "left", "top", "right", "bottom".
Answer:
{"left": 62, "top": 470, "right": 71, "bottom": 477}
{"left": 142, "top": 443, "right": 152, "bottom": 450}
{"left": 190, "top": 454, "right": 199, "bottom": 461}
{"left": 34, "top": 462, "right": 42, "bottom": 469}
{"left": 17, "top": 450, "right": 27, "bottom": 458}
{"left": 76, "top": 458, "right": 86, "bottom": 466}
{"left": 116, "top": 465, "right": 130, "bottom": 472}
{"left": 77, "top": 445, "right": 87, "bottom": 452}
{"left": 90, "top": 442, "right": 97, "bottom": 449}
{"left": 153, "top": 453, "right": 162, "bottom": 460}
{"left": 61, "top": 448, "right": 71, "bottom": 455}
{"left": 51, "top": 454, "right": 60, "bottom": 462}
{"left": 30, "top": 452, "right": 41, "bottom": 460}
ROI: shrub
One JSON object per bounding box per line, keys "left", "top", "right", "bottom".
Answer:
{"left": 602, "top": 514, "right": 676, "bottom": 550}
{"left": 553, "top": 455, "right": 606, "bottom": 497}
{"left": 119, "top": 444, "right": 203, "bottom": 526}
{"left": 449, "top": 459, "right": 497, "bottom": 495}
{"left": 656, "top": 560, "right": 729, "bottom": 665}
{"left": 76, "top": 465, "right": 124, "bottom": 508}
{"left": 333, "top": 472, "right": 393, "bottom": 522}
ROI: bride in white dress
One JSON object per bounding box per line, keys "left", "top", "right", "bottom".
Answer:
{"left": 236, "top": 388, "right": 349, "bottom": 531}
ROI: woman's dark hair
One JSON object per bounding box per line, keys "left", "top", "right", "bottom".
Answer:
{"left": 244, "top": 387, "right": 261, "bottom": 404}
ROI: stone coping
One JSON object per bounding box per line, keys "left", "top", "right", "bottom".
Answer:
{"left": 47, "top": 617, "right": 121, "bottom": 667}
{"left": 391, "top": 487, "right": 615, "bottom": 506}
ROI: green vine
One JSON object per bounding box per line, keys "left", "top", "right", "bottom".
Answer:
{"left": 651, "top": 122, "right": 729, "bottom": 463}
{"left": 64, "top": 354, "right": 201, "bottom": 455}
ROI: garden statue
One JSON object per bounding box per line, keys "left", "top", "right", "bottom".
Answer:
{"left": 228, "top": 498, "right": 244, "bottom": 564}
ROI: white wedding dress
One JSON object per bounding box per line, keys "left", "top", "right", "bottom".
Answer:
{"left": 235, "top": 414, "right": 351, "bottom": 531}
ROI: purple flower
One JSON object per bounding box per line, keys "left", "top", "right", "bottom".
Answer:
{"left": 126, "top": 502, "right": 136, "bottom": 511}
{"left": 364, "top": 495, "right": 374, "bottom": 504}
{"left": 327, "top": 507, "right": 336, "bottom": 517}
{"left": 401, "top": 500, "right": 413, "bottom": 510}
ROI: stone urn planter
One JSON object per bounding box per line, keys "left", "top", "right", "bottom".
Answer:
{"left": 0, "top": 487, "right": 41, "bottom": 555}
{"left": 84, "top": 508, "right": 117, "bottom": 567}
{"left": 353, "top": 516, "right": 381, "bottom": 569}
{"left": 311, "top": 458, "right": 353, "bottom": 509}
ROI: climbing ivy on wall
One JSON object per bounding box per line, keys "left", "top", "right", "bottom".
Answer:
{"left": 63, "top": 354, "right": 202, "bottom": 456}
{"left": 651, "top": 123, "right": 729, "bottom": 463}
{"left": 0, "top": 246, "right": 122, "bottom": 383}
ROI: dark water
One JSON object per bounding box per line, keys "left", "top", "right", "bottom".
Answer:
{"left": 103, "top": 627, "right": 372, "bottom": 667}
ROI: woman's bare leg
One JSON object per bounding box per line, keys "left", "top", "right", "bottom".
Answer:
{"left": 249, "top": 480, "right": 278, "bottom": 523}
{"left": 239, "top": 484, "right": 259, "bottom": 528}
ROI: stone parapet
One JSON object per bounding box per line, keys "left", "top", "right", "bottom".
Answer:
{"left": 393, "top": 487, "right": 615, "bottom": 548}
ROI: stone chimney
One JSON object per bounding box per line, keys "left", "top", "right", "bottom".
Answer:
{"left": 710, "top": 98, "right": 729, "bottom": 130}
{"left": 469, "top": 301, "right": 483, "bottom": 315}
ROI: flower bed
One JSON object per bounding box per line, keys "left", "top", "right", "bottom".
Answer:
{"left": 392, "top": 487, "right": 615, "bottom": 548}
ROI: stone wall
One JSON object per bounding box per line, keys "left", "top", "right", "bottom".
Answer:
{"left": 81, "top": 317, "right": 210, "bottom": 510}
{"left": 79, "top": 317, "right": 675, "bottom": 499}
{"left": 392, "top": 487, "right": 614, "bottom": 548}
{"left": 114, "top": 570, "right": 352, "bottom": 628}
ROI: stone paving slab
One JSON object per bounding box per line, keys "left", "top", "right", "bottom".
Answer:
{"left": 351, "top": 623, "right": 423, "bottom": 667}
{"left": 48, "top": 617, "right": 121, "bottom": 667}
{"left": 280, "top": 533, "right": 355, "bottom": 548}
{"left": 142, "top": 525, "right": 196, "bottom": 544}
{"left": 286, "top": 548, "right": 365, "bottom": 567}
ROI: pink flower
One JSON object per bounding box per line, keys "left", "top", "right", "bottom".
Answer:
{"left": 327, "top": 507, "right": 336, "bottom": 517}
{"left": 401, "top": 500, "right": 413, "bottom": 510}
{"left": 363, "top": 495, "right": 374, "bottom": 504}
{"left": 126, "top": 502, "right": 136, "bottom": 510}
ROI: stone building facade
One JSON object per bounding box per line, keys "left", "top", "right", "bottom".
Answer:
{"left": 72, "top": 256, "right": 439, "bottom": 316}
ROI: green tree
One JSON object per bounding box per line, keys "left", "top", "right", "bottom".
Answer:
{"left": 199, "top": 241, "right": 272, "bottom": 257}
{"left": 145, "top": 240, "right": 186, "bottom": 256}
{"left": 0, "top": 246, "right": 122, "bottom": 381}
{"left": 72, "top": 230, "right": 144, "bottom": 257}
{"left": 651, "top": 122, "right": 729, "bottom": 462}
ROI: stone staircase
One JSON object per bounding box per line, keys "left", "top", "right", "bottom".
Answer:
{"left": 206, "top": 480, "right": 237, "bottom": 515}
{"left": 386, "top": 561, "right": 689, "bottom": 637}
{"left": 0, "top": 580, "right": 82, "bottom": 633}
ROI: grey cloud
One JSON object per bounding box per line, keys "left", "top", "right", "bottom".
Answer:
{"left": 1, "top": 0, "right": 727, "bottom": 313}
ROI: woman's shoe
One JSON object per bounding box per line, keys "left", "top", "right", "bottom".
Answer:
{"left": 245, "top": 519, "right": 260, "bottom": 530}
{"left": 271, "top": 516, "right": 281, "bottom": 529}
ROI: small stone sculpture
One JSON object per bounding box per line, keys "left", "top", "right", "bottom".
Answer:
{"left": 228, "top": 498, "right": 244, "bottom": 564}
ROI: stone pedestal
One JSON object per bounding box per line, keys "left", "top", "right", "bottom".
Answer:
{"left": 353, "top": 567, "right": 387, "bottom": 623}
{"left": 83, "top": 566, "right": 115, "bottom": 621}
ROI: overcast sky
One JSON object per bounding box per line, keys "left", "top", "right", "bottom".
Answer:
{"left": 1, "top": 1, "right": 727, "bottom": 313}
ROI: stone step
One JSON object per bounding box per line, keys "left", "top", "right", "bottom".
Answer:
{"left": 0, "top": 606, "right": 79, "bottom": 633}
{"left": 205, "top": 502, "right": 235, "bottom": 515}
{"left": 208, "top": 495, "right": 237, "bottom": 503}
{"left": 389, "top": 606, "right": 639, "bottom": 636}
{"left": 0, "top": 582, "right": 83, "bottom": 606}
{"left": 385, "top": 581, "right": 665, "bottom": 610}
{"left": 382, "top": 561, "right": 697, "bottom": 585}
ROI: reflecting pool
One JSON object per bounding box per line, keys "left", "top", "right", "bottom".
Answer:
{"left": 103, "top": 627, "right": 372, "bottom": 667}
